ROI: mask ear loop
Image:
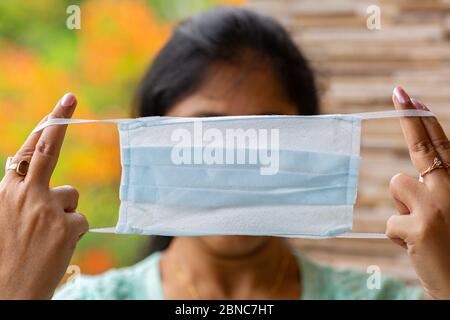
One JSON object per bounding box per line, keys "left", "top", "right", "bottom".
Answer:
{"left": 338, "top": 109, "right": 435, "bottom": 240}
{"left": 88, "top": 229, "right": 389, "bottom": 239}
{"left": 273, "top": 233, "right": 388, "bottom": 239}
{"left": 90, "top": 227, "right": 117, "bottom": 233}
{"left": 353, "top": 109, "right": 434, "bottom": 120}
{"left": 335, "top": 233, "right": 387, "bottom": 239}
{"left": 31, "top": 117, "right": 155, "bottom": 133}
{"left": 33, "top": 109, "right": 434, "bottom": 133}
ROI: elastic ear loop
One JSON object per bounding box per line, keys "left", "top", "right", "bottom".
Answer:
{"left": 334, "top": 110, "right": 434, "bottom": 239}
{"left": 87, "top": 229, "right": 388, "bottom": 239}
{"left": 34, "top": 110, "right": 435, "bottom": 239}
{"left": 274, "top": 233, "right": 388, "bottom": 239}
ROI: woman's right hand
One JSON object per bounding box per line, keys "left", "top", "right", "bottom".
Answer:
{"left": 0, "top": 93, "right": 88, "bottom": 299}
{"left": 388, "top": 87, "right": 450, "bottom": 299}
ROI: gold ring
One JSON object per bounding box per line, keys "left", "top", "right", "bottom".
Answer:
{"left": 420, "top": 157, "right": 449, "bottom": 178}
{"left": 5, "top": 157, "right": 30, "bottom": 176}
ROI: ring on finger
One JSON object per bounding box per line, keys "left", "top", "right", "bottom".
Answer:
{"left": 5, "top": 156, "right": 30, "bottom": 176}
{"left": 420, "top": 157, "right": 449, "bottom": 178}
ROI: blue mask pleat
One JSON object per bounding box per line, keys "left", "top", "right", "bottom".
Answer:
{"left": 120, "top": 184, "right": 356, "bottom": 207}
{"left": 120, "top": 146, "right": 360, "bottom": 207}
{"left": 121, "top": 146, "right": 357, "bottom": 174}
{"left": 122, "top": 164, "right": 355, "bottom": 189}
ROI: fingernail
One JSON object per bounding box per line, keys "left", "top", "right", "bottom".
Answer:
{"left": 60, "top": 93, "right": 76, "bottom": 107}
{"left": 393, "top": 86, "right": 410, "bottom": 104}
{"left": 411, "top": 98, "right": 429, "bottom": 111}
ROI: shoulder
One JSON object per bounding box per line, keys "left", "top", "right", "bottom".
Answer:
{"left": 295, "top": 253, "right": 423, "bottom": 300}
{"left": 53, "top": 252, "right": 163, "bottom": 300}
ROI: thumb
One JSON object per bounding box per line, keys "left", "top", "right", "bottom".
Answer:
{"left": 389, "top": 173, "right": 425, "bottom": 214}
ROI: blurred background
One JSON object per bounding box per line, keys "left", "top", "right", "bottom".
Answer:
{"left": 1, "top": 0, "right": 449, "bottom": 285}
{"left": 0, "top": 0, "right": 244, "bottom": 276}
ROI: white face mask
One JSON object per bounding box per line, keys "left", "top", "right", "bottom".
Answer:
{"left": 35, "top": 109, "right": 432, "bottom": 239}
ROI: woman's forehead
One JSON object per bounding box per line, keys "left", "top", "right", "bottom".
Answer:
{"left": 167, "top": 62, "right": 298, "bottom": 117}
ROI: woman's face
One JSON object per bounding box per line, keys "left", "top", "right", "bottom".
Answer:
{"left": 166, "top": 57, "right": 299, "bottom": 258}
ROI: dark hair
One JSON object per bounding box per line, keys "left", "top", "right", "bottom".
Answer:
{"left": 135, "top": 6, "right": 319, "bottom": 255}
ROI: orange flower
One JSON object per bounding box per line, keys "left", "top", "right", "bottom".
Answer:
{"left": 79, "top": 0, "right": 171, "bottom": 85}
{"left": 76, "top": 248, "right": 116, "bottom": 275}
{"left": 217, "top": 0, "right": 246, "bottom": 5}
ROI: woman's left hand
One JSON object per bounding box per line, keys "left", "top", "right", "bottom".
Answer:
{"left": 387, "top": 86, "right": 450, "bottom": 300}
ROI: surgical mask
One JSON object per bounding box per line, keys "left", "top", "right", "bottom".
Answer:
{"left": 34, "top": 109, "right": 432, "bottom": 239}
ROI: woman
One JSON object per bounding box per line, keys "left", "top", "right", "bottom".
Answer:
{"left": 0, "top": 7, "right": 448, "bottom": 300}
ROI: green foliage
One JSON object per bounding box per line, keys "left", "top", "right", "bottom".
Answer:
{"left": 0, "top": 1, "right": 80, "bottom": 67}
{"left": 146, "top": 0, "right": 217, "bottom": 21}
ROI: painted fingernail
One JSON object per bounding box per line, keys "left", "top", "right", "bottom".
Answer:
{"left": 393, "top": 86, "right": 410, "bottom": 104}
{"left": 60, "top": 93, "right": 76, "bottom": 107}
{"left": 411, "top": 98, "right": 429, "bottom": 111}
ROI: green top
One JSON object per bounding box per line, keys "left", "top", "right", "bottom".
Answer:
{"left": 54, "top": 251, "right": 423, "bottom": 300}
